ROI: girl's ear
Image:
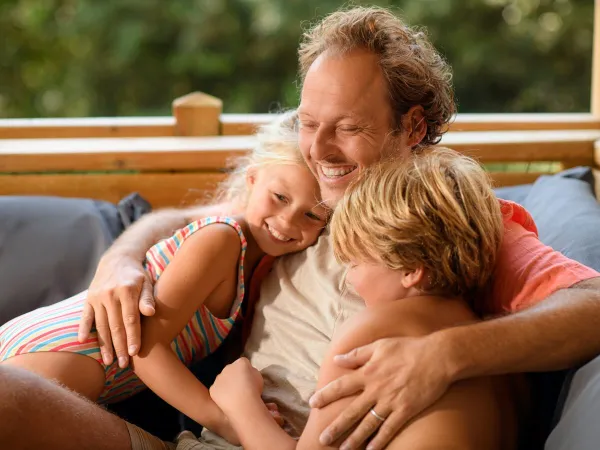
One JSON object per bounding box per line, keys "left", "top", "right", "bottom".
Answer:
{"left": 400, "top": 265, "right": 425, "bottom": 289}
{"left": 246, "top": 167, "right": 257, "bottom": 187}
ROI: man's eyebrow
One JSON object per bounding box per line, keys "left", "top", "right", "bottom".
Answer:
{"left": 297, "top": 110, "right": 363, "bottom": 122}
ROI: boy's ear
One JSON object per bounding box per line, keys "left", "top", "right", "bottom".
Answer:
{"left": 400, "top": 266, "right": 425, "bottom": 289}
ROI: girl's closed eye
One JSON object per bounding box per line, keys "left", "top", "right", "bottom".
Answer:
{"left": 305, "top": 211, "right": 324, "bottom": 222}
{"left": 273, "top": 193, "right": 288, "bottom": 203}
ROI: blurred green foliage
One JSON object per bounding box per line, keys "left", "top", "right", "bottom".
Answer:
{"left": 0, "top": 0, "right": 594, "bottom": 118}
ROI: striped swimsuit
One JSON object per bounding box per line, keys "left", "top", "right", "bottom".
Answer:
{"left": 0, "top": 216, "right": 247, "bottom": 404}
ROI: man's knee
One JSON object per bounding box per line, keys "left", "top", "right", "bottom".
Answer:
{"left": 0, "top": 364, "right": 27, "bottom": 407}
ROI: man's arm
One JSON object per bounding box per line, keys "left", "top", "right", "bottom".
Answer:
{"left": 78, "top": 202, "right": 235, "bottom": 368}
{"left": 447, "top": 276, "right": 600, "bottom": 378}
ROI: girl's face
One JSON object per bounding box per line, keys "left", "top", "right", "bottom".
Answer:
{"left": 346, "top": 261, "right": 423, "bottom": 307}
{"left": 245, "top": 163, "right": 329, "bottom": 257}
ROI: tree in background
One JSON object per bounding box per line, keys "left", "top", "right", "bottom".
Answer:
{"left": 0, "top": 0, "right": 594, "bottom": 118}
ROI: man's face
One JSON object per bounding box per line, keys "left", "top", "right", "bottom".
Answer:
{"left": 298, "top": 49, "right": 414, "bottom": 206}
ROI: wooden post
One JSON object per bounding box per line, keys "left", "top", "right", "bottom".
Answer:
{"left": 172, "top": 92, "right": 223, "bottom": 136}
{"left": 592, "top": 0, "right": 600, "bottom": 116}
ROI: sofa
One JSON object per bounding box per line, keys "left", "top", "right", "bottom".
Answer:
{"left": 2, "top": 167, "right": 600, "bottom": 446}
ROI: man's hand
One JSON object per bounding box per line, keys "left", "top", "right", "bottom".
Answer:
{"left": 77, "top": 255, "right": 156, "bottom": 368}
{"left": 309, "top": 334, "right": 454, "bottom": 450}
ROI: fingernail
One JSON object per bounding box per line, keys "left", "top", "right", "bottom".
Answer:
{"left": 309, "top": 395, "right": 318, "bottom": 408}
{"left": 102, "top": 353, "right": 113, "bottom": 366}
{"left": 320, "top": 432, "right": 333, "bottom": 446}
{"left": 334, "top": 354, "right": 346, "bottom": 361}
{"left": 118, "top": 356, "right": 128, "bottom": 368}
{"left": 128, "top": 345, "right": 138, "bottom": 355}
{"left": 340, "top": 443, "right": 352, "bottom": 450}
{"left": 366, "top": 445, "right": 375, "bottom": 450}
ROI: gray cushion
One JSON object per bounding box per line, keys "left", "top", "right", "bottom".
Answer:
{"left": 0, "top": 194, "right": 151, "bottom": 325}
{"left": 521, "top": 168, "right": 600, "bottom": 272}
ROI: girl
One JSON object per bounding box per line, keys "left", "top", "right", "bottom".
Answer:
{"left": 0, "top": 112, "right": 329, "bottom": 443}
{"left": 210, "top": 147, "right": 523, "bottom": 449}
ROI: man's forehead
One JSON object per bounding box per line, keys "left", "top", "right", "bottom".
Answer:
{"left": 300, "top": 51, "right": 388, "bottom": 116}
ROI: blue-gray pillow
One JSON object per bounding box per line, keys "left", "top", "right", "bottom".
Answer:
{"left": 522, "top": 168, "right": 600, "bottom": 272}
{"left": 0, "top": 194, "right": 151, "bottom": 325}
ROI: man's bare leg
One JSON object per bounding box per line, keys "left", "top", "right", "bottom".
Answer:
{"left": 0, "top": 364, "right": 131, "bottom": 450}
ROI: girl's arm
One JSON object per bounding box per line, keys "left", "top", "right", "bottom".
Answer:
{"left": 131, "top": 223, "right": 242, "bottom": 441}
{"left": 215, "top": 298, "right": 488, "bottom": 450}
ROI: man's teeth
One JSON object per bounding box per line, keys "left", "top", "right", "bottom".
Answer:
{"left": 320, "top": 166, "right": 355, "bottom": 178}
{"left": 267, "top": 224, "right": 291, "bottom": 242}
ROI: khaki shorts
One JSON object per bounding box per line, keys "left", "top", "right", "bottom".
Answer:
{"left": 126, "top": 423, "right": 240, "bottom": 450}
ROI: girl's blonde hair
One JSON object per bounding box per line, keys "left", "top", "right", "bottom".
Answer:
{"left": 331, "top": 147, "right": 503, "bottom": 299}
{"left": 214, "top": 111, "right": 305, "bottom": 208}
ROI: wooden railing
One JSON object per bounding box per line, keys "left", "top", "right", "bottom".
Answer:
{"left": 1, "top": 90, "right": 600, "bottom": 208}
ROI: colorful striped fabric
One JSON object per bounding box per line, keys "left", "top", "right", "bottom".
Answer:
{"left": 0, "top": 216, "right": 247, "bottom": 404}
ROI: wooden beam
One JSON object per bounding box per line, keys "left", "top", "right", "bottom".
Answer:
{"left": 0, "top": 117, "right": 175, "bottom": 139}
{"left": 0, "top": 136, "right": 252, "bottom": 172}
{"left": 489, "top": 171, "right": 545, "bottom": 187}
{"left": 442, "top": 130, "right": 600, "bottom": 164}
{"left": 220, "top": 113, "right": 600, "bottom": 136}
{"left": 593, "top": 0, "right": 600, "bottom": 116}
{"left": 3, "top": 130, "right": 599, "bottom": 174}
{"left": 2, "top": 113, "right": 598, "bottom": 140}
{"left": 172, "top": 92, "right": 222, "bottom": 136}
{"left": 0, "top": 172, "right": 226, "bottom": 209}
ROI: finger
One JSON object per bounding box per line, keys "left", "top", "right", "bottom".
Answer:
{"left": 339, "top": 404, "right": 391, "bottom": 450}
{"left": 269, "top": 410, "right": 284, "bottom": 427}
{"left": 365, "top": 409, "right": 409, "bottom": 450}
{"left": 265, "top": 403, "right": 279, "bottom": 412}
{"left": 123, "top": 290, "right": 143, "bottom": 357}
{"left": 94, "top": 305, "right": 114, "bottom": 366}
{"left": 318, "top": 393, "right": 374, "bottom": 446}
{"left": 139, "top": 277, "right": 156, "bottom": 317}
{"left": 333, "top": 342, "right": 376, "bottom": 369}
{"left": 106, "top": 300, "right": 129, "bottom": 368}
{"left": 309, "top": 372, "right": 364, "bottom": 408}
{"left": 78, "top": 302, "right": 95, "bottom": 343}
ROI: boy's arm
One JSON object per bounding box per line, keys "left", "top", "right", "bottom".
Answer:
{"left": 131, "top": 223, "right": 242, "bottom": 442}
{"left": 311, "top": 223, "right": 600, "bottom": 450}
{"left": 78, "top": 202, "right": 235, "bottom": 367}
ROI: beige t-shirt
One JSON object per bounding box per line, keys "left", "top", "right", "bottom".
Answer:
{"left": 184, "top": 230, "right": 364, "bottom": 449}
{"left": 243, "top": 229, "right": 365, "bottom": 438}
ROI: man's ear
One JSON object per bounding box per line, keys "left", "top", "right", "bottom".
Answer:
{"left": 400, "top": 266, "right": 425, "bottom": 289}
{"left": 402, "top": 105, "right": 427, "bottom": 147}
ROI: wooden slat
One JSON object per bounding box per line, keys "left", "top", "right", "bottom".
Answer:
{"left": 220, "top": 114, "right": 280, "bottom": 135}
{"left": 0, "top": 172, "right": 226, "bottom": 208}
{"left": 0, "top": 136, "right": 253, "bottom": 172}
{"left": 593, "top": 0, "right": 600, "bottom": 116}
{"left": 3, "top": 130, "right": 598, "bottom": 174}
{"left": 2, "top": 113, "right": 598, "bottom": 140}
{"left": 0, "top": 170, "right": 549, "bottom": 210}
{"left": 0, "top": 117, "right": 175, "bottom": 139}
{"left": 489, "top": 171, "right": 546, "bottom": 187}
{"left": 450, "top": 113, "right": 600, "bottom": 131}
{"left": 220, "top": 113, "right": 600, "bottom": 135}
{"left": 442, "top": 130, "right": 600, "bottom": 164}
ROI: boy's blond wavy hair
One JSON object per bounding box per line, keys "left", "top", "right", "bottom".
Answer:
{"left": 214, "top": 111, "right": 304, "bottom": 209}
{"left": 299, "top": 6, "right": 455, "bottom": 147}
{"left": 331, "top": 147, "right": 503, "bottom": 298}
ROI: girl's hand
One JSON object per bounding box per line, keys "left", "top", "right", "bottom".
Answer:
{"left": 211, "top": 357, "right": 264, "bottom": 413}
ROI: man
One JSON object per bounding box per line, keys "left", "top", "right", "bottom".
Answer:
{"left": 1, "top": 6, "right": 599, "bottom": 450}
